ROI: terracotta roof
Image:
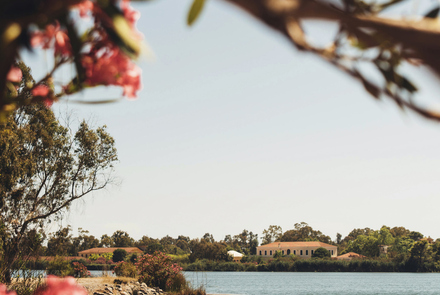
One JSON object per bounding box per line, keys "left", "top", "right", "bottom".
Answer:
{"left": 337, "top": 252, "right": 366, "bottom": 259}
{"left": 258, "top": 241, "right": 336, "bottom": 248}
{"left": 78, "top": 247, "right": 143, "bottom": 254}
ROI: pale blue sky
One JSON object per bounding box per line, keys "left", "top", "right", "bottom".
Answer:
{"left": 24, "top": 0, "right": 440, "bottom": 242}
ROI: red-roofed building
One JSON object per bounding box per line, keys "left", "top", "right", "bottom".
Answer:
{"left": 256, "top": 242, "right": 337, "bottom": 258}
{"left": 336, "top": 252, "right": 366, "bottom": 260}
{"left": 78, "top": 247, "right": 143, "bottom": 258}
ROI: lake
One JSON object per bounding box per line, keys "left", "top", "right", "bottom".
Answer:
{"left": 184, "top": 272, "right": 440, "bottom": 295}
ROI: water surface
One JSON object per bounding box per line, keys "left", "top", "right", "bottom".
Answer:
{"left": 184, "top": 272, "right": 440, "bottom": 295}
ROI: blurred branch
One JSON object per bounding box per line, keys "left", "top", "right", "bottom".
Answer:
{"left": 221, "top": 0, "right": 440, "bottom": 121}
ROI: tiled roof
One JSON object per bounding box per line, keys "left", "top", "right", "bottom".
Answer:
{"left": 78, "top": 247, "right": 143, "bottom": 254}
{"left": 337, "top": 252, "right": 365, "bottom": 258}
{"left": 258, "top": 241, "right": 336, "bottom": 248}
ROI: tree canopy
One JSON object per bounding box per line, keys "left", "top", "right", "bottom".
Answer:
{"left": 0, "top": 91, "right": 118, "bottom": 282}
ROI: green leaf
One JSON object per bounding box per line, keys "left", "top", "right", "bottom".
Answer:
{"left": 187, "top": 0, "right": 206, "bottom": 26}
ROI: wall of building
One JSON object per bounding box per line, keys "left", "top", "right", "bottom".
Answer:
{"left": 256, "top": 245, "right": 337, "bottom": 259}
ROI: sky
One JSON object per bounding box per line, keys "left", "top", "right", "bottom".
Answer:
{"left": 22, "top": 0, "right": 440, "bottom": 242}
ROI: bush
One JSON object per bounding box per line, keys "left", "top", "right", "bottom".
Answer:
{"left": 46, "top": 257, "right": 74, "bottom": 277}
{"left": 312, "top": 247, "right": 331, "bottom": 259}
{"left": 136, "top": 252, "right": 184, "bottom": 292}
{"left": 73, "top": 262, "right": 90, "bottom": 278}
{"left": 113, "top": 262, "right": 137, "bottom": 278}
{"left": 113, "top": 249, "right": 128, "bottom": 263}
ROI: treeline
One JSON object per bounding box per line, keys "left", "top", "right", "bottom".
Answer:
{"left": 30, "top": 222, "right": 440, "bottom": 272}
{"left": 182, "top": 257, "right": 440, "bottom": 273}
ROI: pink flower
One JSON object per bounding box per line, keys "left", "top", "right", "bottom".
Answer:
{"left": 34, "top": 276, "right": 87, "bottom": 295}
{"left": 54, "top": 31, "right": 72, "bottom": 56}
{"left": 0, "top": 285, "right": 16, "bottom": 295}
{"left": 31, "top": 22, "right": 72, "bottom": 57}
{"left": 32, "top": 85, "right": 54, "bottom": 107}
{"left": 121, "top": 0, "right": 140, "bottom": 29}
{"left": 32, "top": 85, "right": 50, "bottom": 97}
{"left": 6, "top": 66, "right": 22, "bottom": 83}
{"left": 81, "top": 45, "right": 142, "bottom": 98}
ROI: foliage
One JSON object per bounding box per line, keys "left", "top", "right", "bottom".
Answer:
{"left": 101, "top": 252, "right": 114, "bottom": 262}
{"left": 112, "top": 231, "right": 134, "bottom": 247}
{"left": 136, "top": 252, "right": 184, "bottom": 292}
{"left": 0, "top": 101, "right": 117, "bottom": 282}
{"left": 273, "top": 251, "right": 283, "bottom": 259}
{"left": 261, "top": 225, "right": 282, "bottom": 245}
{"left": 113, "top": 261, "right": 137, "bottom": 278}
{"left": 312, "top": 247, "right": 331, "bottom": 259}
{"left": 0, "top": 0, "right": 143, "bottom": 118}
{"left": 220, "top": 0, "right": 440, "bottom": 121}
{"left": 281, "top": 222, "right": 332, "bottom": 244}
{"left": 89, "top": 254, "right": 100, "bottom": 261}
{"left": 72, "top": 262, "right": 90, "bottom": 278}
{"left": 113, "top": 249, "right": 128, "bottom": 263}
{"left": 189, "top": 239, "right": 231, "bottom": 262}
{"left": 45, "top": 257, "right": 74, "bottom": 277}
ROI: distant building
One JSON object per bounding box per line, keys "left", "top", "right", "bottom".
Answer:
{"left": 256, "top": 242, "right": 337, "bottom": 259}
{"left": 336, "top": 252, "right": 366, "bottom": 260}
{"left": 227, "top": 250, "right": 244, "bottom": 262}
{"left": 78, "top": 247, "right": 143, "bottom": 258}
{"left": 421, "top": 237, "right": 434, "bottom": 244}
{"left": 379, "top": 245, "right": 390, "bottom": 255}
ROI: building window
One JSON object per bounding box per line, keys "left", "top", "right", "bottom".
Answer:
{"left": 332, "top": 250, "right": 334, "bottom": 255}
{"left": 265, "top": 250, "right": 267, "bottom": 255}
{"left": 287, "top": 249, "right": 291, "bottom": 255}
{"left": 270, "top": 250, "right": 272, "bottom": 255}
{"left": 259, "top": 251, "right": 262, "bottom": 256}
{"left": 306, "top": 250, "right": 308, "bottom": 256}
{"left": 311, "top": 250, "right": 314, "bottom": 255}
{"left": 282, "top": 250, "right": 284, "bottom": 255}
{"left": 294, "top": 250, "right": 296, "bottom": 255}
{"left": 300, "top": 250, "right": 303, "bottom": 255}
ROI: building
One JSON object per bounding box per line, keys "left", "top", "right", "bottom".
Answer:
{"left": 227, "top": 250, "right": 244, "bottom": 262}
{"left": 336, "top": 252, "right": 366, "bottom": 260}
{"left": 256, "top": 242, "right": 337, "bottom": 259}
{"left": 78, "top": 247, "right": 143, "bottom": 258}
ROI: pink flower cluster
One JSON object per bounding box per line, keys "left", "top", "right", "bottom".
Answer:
{"left": 30, "top": 0, "right": 142, "bottom": 99}
{"left": 0, "top": 276, "right": 87, "bottom": 295}
{"left": 136, "top": 252, "right": 183, "bottom": 290}
{"left": 0, "top": 285, "right": 16, "bottom": 295}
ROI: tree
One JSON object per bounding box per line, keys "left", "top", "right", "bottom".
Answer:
{"left": 0, "top": 97, "right": 118, "bottom": 282}
{"left": 189, "top": 239, "right": 230, "bottom": 262}
{"left": 111, "top": 230, "right": 134, "bottom": 247}
{"left": 100, "top": 234, "right": 114, "bottom": 248}
{"left": 281, "top": 222, "right": 332, "bottom": 244}
{"left": 113, "top": 249, "right": 128, "bottom": 263}
{"left": 409, "top": 231, "right": 424, "bottom": 242}
{"left": 312, "top": 247, "right": 331, "bottom": 259}
{"left": 46, "top": 227, "right": 74, "bottom": 256}
{"left": 261, "top": 225, "right": 283, "bottom": 245}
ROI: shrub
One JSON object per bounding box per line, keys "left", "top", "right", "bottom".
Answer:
{"left": 312, "top": 247, "right": 331, "bottom": 259}
{"left": 113, "top": 262, "right": 137, "bottom": 278}
{"left": 136, "top": 252, "right": 184, "bottom": 291}
{"left": 73, "top": 262, "right": 90, "bottom": 278}
{"left": 46, "top": 257, "right": 74, "bottom": 277}
{"left": 89, "top": 254, "right": 100, "bottom": 261}
{"left": 113, "top": 249, "right": 128, "bottom": 263}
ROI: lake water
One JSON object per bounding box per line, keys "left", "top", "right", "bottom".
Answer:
{"left": 184, "top": 272, "right": 440, "bottom": 295}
